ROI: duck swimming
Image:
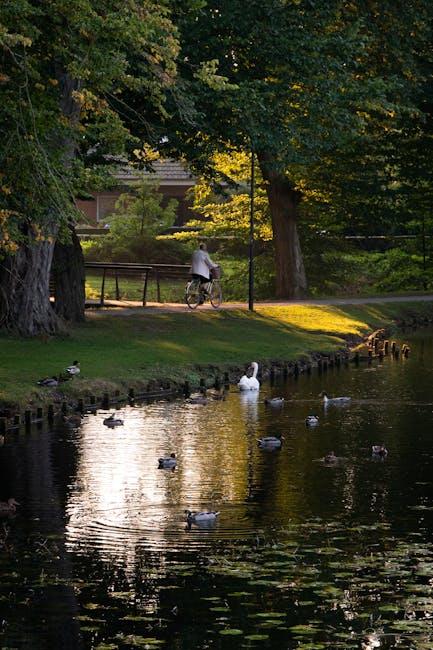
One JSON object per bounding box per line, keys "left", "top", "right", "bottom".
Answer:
{"left": 238, "top": 362, "right": 260, "bottom": 391}
{"left": 0, "top": 498, "right": 20, "bottom": 516}
{"left": 305, "top": 415, "right": 320, "bottom": 426}
{"left": 103, "top": 414, "right": 124, "bottom": 427}
{"left": 320, "top": 391, "right": 351, "bottom": 406}
{"left": 66, "top": 361, "right": 80, "bottom": 377}
{"left": 264, "top": 397, "right": 284, "bottom": 407}
{"left": 62, "top": 413, "right": 83, "bottom": 427}
{"left": 158, "top": 453, "right": 177, "bottom": 469}
{"left": 187, "top": 395, "right": 208, "bottom": 405}
{"left": 372, "top": 444, "right": 388, "bottom": 457}
{"left": 257, "top": 436, "right": 284, "bottom": 448}
{"left": 185, "top": 509, "right": 219, "bottom": 526}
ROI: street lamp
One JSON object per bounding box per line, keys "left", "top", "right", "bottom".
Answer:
{"left": 249, "top": 144, "right": 255, "bottom": 311}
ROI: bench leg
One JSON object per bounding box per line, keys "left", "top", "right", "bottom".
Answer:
{"left": 100, "top": 269, "right": 106, "bottom": 307}
{"left": 115, "top": 271, "right": 120, "bottom": 300}
{"left": 143, "top": 271, "right": 148, "bottom": 307}
{"left": 156, "top": 271, "right": 161, "bottom": 303}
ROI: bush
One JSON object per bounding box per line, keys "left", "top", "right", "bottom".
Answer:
{"left": 82, "top": 179, "right": 191, "bottom": 264}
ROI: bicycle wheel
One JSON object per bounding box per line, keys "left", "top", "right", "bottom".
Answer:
{"left": 210, "top": 280, "right": 222, "bottom": 308}
{"left": 185, "top": 280, "right": 201, "bottom": 309}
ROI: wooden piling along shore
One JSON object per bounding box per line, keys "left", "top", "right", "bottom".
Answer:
{"left": 0, "top": 321, "right": 418, "bottom": 435}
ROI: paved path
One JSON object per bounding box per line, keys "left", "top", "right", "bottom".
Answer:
{"left": 86, "top": 294, "right": 433, "bottom": 318}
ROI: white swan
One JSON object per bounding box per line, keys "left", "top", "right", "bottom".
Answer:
{"left": 238, "top": 362, "right": 260, "bottom": 391}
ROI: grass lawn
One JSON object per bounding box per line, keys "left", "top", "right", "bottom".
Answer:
{"left": 1, "top": 301, "right": 432, "bottom": 407}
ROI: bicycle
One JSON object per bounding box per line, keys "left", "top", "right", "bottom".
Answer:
{"left": 185, "top": 273, "right": 222, "bottom": 310}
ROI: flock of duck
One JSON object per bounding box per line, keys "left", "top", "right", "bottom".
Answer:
{"left": 158, "top": 361, "right": 388, "bottom": 527}
{"left": 1, "top": 360, "right": 388, "bottom": 523}
{"left": 37, "top": 361, "right": 81, "bottom": 387}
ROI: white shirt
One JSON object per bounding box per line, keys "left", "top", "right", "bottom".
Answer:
{"left": 191, "top": 249, "right": 216, "bottom": 279}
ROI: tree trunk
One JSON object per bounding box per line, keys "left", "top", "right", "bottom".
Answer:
{"left": 52, "top": 224, "right": 85, "bottom": 322}
{"left": 258, "top": 153, "right": 307, "bottom": 299}
{"left": 0, "top": 236, "right": 62, "bottom": 336}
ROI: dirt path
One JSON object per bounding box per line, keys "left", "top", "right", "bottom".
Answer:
{"left": 86, "top": 294, "right": 433, "bottom": 318}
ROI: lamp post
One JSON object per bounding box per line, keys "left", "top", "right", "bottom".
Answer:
{"left": 248, "top": 144, "right": 255, "bottom": 311}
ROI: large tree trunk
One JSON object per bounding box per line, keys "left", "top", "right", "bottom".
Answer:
{"left": 258, "top": 152, "right": 308, "bottom": 299}
{"left": 0, "top": 69, "right": 82, "bottom": 336}
{"left": 52, "top": 224, "right": 85, "bottom": 322}
{"left": 49, "top": 70, "right": 86, "bottom": 322}
{"left": 0, "top": 234, "right": 62, "bottom": 336}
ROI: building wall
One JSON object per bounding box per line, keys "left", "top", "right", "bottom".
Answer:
{"left": 75, "top": 184, "right": 196, "bottom": 227}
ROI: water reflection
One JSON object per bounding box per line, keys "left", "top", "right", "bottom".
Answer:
{"left": 2, "top": 329, "right": 433, "bottom": 648}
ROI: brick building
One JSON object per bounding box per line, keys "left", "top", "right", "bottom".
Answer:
{"left": 75, "top": 159, "right": 196, "bottom": 227}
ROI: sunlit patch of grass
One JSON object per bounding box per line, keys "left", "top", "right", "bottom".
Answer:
{"left": 257, "top": 305, "right": 369, "bottom": 336}
{"left": 1, "top": 300, "right": 432, "bottom": 407}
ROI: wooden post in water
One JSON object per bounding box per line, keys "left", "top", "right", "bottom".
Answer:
{"left": 48, "top": 405, "right": 54, "bottom": 422}
{"left": 24, "top": 410, "right": 32, "bottom": 428}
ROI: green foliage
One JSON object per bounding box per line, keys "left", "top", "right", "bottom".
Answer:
{"left": 163, "top": 0, "right": 433, "bottom": 294}
{"left": 350, "top": 249, "right": 433, "bottom": 294}
{"left": 83, "top": 179, "right": 186, "bottom": 264}
{"left": 0, "top": 0, "right": 182, "bottom": 251}
{"left": 111, "top": 179, "right": 178, "bottom": 238}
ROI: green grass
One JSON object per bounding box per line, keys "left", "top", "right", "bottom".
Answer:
{"left": 86, "top": 273, "right": 186, "bottom": 303}
{"left": 1, "top": 301, "right": 432, "bottom": 407}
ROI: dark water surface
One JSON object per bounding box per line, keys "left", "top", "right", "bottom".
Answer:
{"left": 1, "top": 330, "right": 433, "bottom": 649}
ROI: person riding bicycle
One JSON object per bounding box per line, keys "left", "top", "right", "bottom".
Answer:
{"left": 190, "top": 243, "right": 218, "bottom": 300}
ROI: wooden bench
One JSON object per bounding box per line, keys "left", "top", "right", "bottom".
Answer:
{"left": 148, "top": 264, "right": 191, "bottom": 302}
{"left": 84, "top": 262, "right": 152, "bottom": 306}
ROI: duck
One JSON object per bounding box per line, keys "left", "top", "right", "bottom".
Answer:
{"left": 66, "top": 361, "right": 80, "bottom": 377}
{"left": 206, "top": 388, "right": 226, "bottom": 401}
{"left": 257, "top": 436, "right": 284, "bottom": 448}
{"left": 305, "top": 415, "right": 320, "bottom": 426}
{"left": 324, "top": 451, "right": 338, "bottom": 464}
{"left": 320, "top": 391, "right": 351, "bottom": 406}
{"left": 238, "top": 362, "right": 260, "bottom": 391}
{"left": 158, "top": 453, "right": 177, "bottom": 469}
{"left": 37, "top": 376, "right": 59, "bottom": 387}
{"left": 103, "top": 413, "right": 124, "bottom": 427}
{"left": 62, "top": 413, "right": 83, "bottom": 426}
{"left": 187, "top": 395, "right": 208, "bottom": 405}
{"left": 264, "top": 397, "right": 284, "bottom": 407}
{"left": 372, "top": 444, "right": 388, "bottom": 457}
{"left": 185, "top": 509, "right": 219, "bottom": 525}
{"left": 0, "top": 498, "right": 20, "bottom": 516}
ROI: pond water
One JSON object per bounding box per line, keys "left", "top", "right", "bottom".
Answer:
{"left": 1, "top": 330, "right": 433, "bottom": 649}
